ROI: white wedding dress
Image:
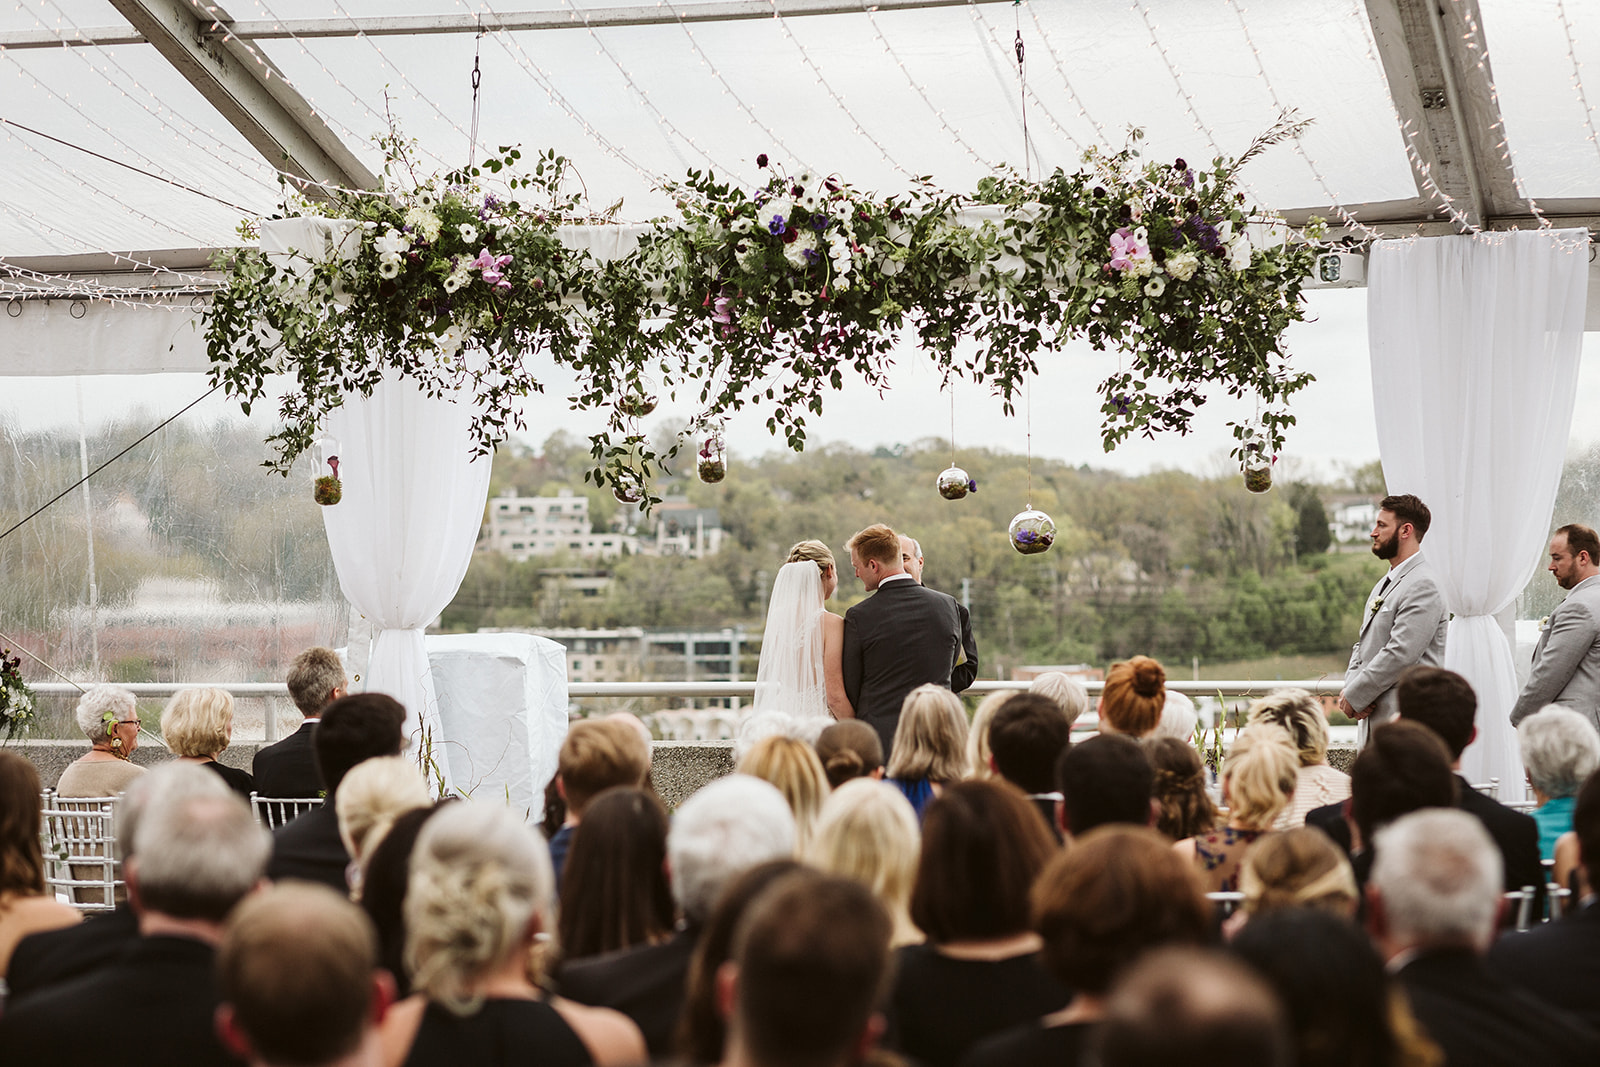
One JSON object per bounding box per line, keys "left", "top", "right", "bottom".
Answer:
{"left": 752, "top": 560, "right": 831, "bottom": 720}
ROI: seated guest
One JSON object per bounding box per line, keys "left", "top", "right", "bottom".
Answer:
{"left": 359, "top": 804, "right": 451, "bottom": 1000}
{"left": 558, "top": 774, "right": 796, "bottom": 1057}
{"left": 556, "top": 787, "right": 674, "bottom": 964}
{"left": 1097, "top": 656, "right": 1167, "bottom": 738}
{"left": 1029, "top": 672, "right": 1089, "bottom": 731}
{"left": 1234, "top": 827, "right": 1359, "bottom": 927}
{"left": 1056, "top": 734, "right": 1155, "bottom": 839}
{"left": 1488, "top": 767, "right": 1600, "bottom": 1031}
{"left": 549, "top": 718, "right": 652, "bottom": 885}
{"left": 267, "top": 693, "right": 406, "bottom": 893}
{"left": 886, "top": 780, "right": 1067, "bottom": 1067}
{"left": 676, "top": 860, "right": 805, "bottom": 1066}
{"left": 716, "top": 871, "right": 894, "bottom": 1067}
{"left": 253, "top": 647, "right": 347, "bottom": 798}
{"left": 1174, "top": 723, "right": 1298, "bottom": 893}
{"left": 1231, "top": 909, "right": 1440, "bottom": 1067}
{"left": 217, "top": 883, "right": 394, "bottom": 1067}
{"left": 1517, "top": 705, "right": 1600, "bottom": 860}
{"left": 377, "top": 801, "right": 644, "bottom": 1067}
{"left": 161, "top": 687, "right": 254, "bottom": 797}
{"left": 1143, "top": 737, "right": 1219, "bottom": 842}
{"left": 988, "top": 692, "right": 1074, "bottom": 838}
{"left": 335, "top": 756, "right": 430, "bottom": 900}
{"left": 738, "top": 734, "right": 830, "bottom": 850}
{"left": 965, "top": 689, "right": 1019, "bottom": 778}
{"left": 1246, "top": 688, "right": 1349, "bottom": 829}
{"left": 814, "top": 719, "right": 885, "bottom": 789}
{"left": 1093, "top": 947, "right": 1291, "bottom": 1067}
{"left": 1368, "top": 808, "right": 1600, "bottom": 1063}
{"left": 55, "top": 684, "right": 145, "bottom": 797}
{"left": 1393, "top": 667, "right": 1545, "bottom": 896}
{"left": 0, "top": 752, "right": 78, "bottom": 980}
{"left": 961, "top": 827, "right": 1211, "bottom": 1067}
{"left": 1152, "top": 689, "right": 1199, "bottom": 741}
{"left": 0, "top": 764, "right": 271, "bottom": 1066}
{"left": 5, "top": 761, "right": 224, "bottom": 1001}
{"left": 886, "top": 684, "right": 969, "bottom": 819}
{"left": 807, "top": 778, "right": 922, "bottom": 947}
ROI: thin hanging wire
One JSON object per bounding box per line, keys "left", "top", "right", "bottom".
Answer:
{"left": 1014, "top": 1, "right": 1032, "bottom": 181}
{"left": 949, "top": 388, "right": 958, "bottom": 468}
{"left": 1025, "top": 377, "right": 1033, "bottom": 510}
{"left": 0, "top": 630, "right": 88, "bottom": 693}
{"left": 467, "top": 25, "right": 484, "bottom": 170}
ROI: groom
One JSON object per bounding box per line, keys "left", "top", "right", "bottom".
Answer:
{"left": 842, "top": 524, "right": 964, "bottom": 753}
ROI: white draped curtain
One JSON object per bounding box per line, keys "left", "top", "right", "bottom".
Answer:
{"left": 321, "top": 375, "right": 492, "bottom": 787}
{"left": 1367, "top": 229, "right": 1590, "bottom": 799}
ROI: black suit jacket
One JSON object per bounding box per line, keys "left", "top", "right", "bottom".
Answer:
{"left": 951, "top": 600, "right": 979, "bottom": 693}
{"left": 251, "top": 720, "right": 323, "bottom": 798}
{"left": 0, "top": 936, "right": 244, "bottom": 1067}
{"left": 843, "top": 578, "right": 963, "bottom": 753}
{"left": 266, "top": 804, "right": 349, "bottom": 893}
{"left": 1397, "top": 947, "right": 1600, "bottom": 1066}
{"left": 4, "top": 902, "right": 139, "bottom": 1005}
{"left": 1487, "top": 900, "right": 1600, "bottom": 1032}
{"left": 556, "top": 926, "right": 700, "bottom": 1057}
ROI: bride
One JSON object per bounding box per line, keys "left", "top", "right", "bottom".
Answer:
{"left": 752, "top": 540, "right": 854, "bottom": 721}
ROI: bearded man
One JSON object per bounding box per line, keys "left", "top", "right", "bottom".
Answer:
{"left": 1340, "top": 494, "right": 1448, "bottom": 745}
{"left": 1510, "top": 524, "right": 1600, "bottom": 732}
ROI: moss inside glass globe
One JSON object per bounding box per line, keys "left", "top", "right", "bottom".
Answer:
{"left": 937, "top": 466, "right": 971, "bottom": 500}
{"left": 1243, "top": 455, "right": 1273, "bottom": 494}
{"left": 1008, "top": 509, "right": 1056, "bottom": 555}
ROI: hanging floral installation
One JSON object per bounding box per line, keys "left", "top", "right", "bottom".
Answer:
{"left": 204, "top": 115, "right": 1322, "bottom": 502}
{"left": 0, "top": 646, "right": 36, "bottom": 739}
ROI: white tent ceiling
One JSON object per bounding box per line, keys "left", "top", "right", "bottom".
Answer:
{"left": 3, "top": 0, "right": 1598, "bottom": 273}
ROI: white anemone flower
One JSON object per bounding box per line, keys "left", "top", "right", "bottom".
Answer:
{"left": 377, "top": 254, "right": 402, "bottom": 279}
{"left": 458, "top": 223, "right": 479, "bottom": 244}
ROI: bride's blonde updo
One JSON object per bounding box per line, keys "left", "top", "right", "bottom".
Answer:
{"left": 787, "top": 539, "right": 836, "bottom": 577}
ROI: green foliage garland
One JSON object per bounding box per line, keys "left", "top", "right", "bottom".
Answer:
{"left": 204, "top": 117, "right": 1322, "bottom": 499}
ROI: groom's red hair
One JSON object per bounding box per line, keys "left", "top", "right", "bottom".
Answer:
{"left": 847, "top": 524, "right": 900, "bottom": 566}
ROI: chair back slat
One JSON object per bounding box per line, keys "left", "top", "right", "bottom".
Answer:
{"left": 249, "top": 793, "right": 324, "bottom": 830}
{"left": 39, "top": 796, "right": 120, "bottom": 913}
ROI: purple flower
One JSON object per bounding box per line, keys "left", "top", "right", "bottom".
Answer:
{"left": 470, "top": 248, "right": 514, "bottom": 290}
{"left": 1015, "top": 530, "right": 1038, "bottom": 544}
{"left": 768, "top": 215, "right": 787, "bottom": 236}
{"left": 802, "top": 247, "right": 821, "bottom": 265}
{"left": 756, "top": 153, "right": 769, "bottom": 168}
{"left": 1111, "top": 394, "right": 1132, "bottom": 415}
{"left": 810, "top": 215, "right": 827, "bottom": 232}
{"left": 1174, "top": 158, "right": 1187, "bottom": 170}
{"left": 711, "top": 295, "right": 733, "bottom": 324}
{"left": 967, "top": 479, "right": 978, "bottom": 493}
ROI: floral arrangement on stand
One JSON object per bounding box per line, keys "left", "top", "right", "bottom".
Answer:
{"left": 0, "top": 646, "right": 36, "bottom": 739}
{"left": 204, "top": 115, "right": 1321, "bottom": 503}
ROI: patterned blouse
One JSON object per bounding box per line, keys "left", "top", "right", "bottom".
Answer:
{"left": 1192, "top": 826, "right": 1269, "bottom": 893}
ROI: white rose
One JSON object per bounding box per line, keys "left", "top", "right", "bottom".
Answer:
{"left": 1131, "top": 258, "right": 1154, "bottom": 278}
{"left": 1166, "top": 252, "right": 1199, "bottom": 282}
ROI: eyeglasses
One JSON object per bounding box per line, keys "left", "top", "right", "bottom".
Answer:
{"left": 115, "top": 720, "right": 140, "bottom": 727}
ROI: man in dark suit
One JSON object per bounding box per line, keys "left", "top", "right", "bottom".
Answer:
{"left": 0, "top": 765, "right": 271, "bottom": 1066}
{"left": 1488, "top": 767, "right": 1600, "bottom": 1030}
{"left": 252, "top": 646, "right": 348, "bottom": 799}
{"left": 557, "top": 774, "right": 797, "bottom": 1056}
{"left": 266, "top": 692, "right": 405, "bottom": 893}
{"left": 899, "top": 534, "right": 979, "bottom": 692}
{"left": 1368, "top": 808, "right": 1600, "bottom": 1063}
{"left": 842, "top": 524, "right": 962, "bottom": 753}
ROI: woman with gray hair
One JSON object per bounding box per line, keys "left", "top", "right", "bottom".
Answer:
{"left": 1518, "top": 705, "right": 1600, "bottom": 861}
{"left": 55, "top": 685, "right": 146, "bottom": 797}
{"left": 1247, "top": 688, "right": 1349, "bottom": 830}
{"left": 377, "top": 801, "right": 645, "bottom": 1067}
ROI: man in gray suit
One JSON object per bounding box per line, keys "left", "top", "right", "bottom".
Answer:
{"left": 1340, "top": 494, "right": 1449, "bottom": 743}
{"left": 1511, "top": 523, "right": 1600, "bottom": 731}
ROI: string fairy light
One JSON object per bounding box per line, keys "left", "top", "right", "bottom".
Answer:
{"left": 1556, "top": 0, "right": 1600, "bottom": 168}
{"left": 1023, "top": 3, "right": 1116, "bottom": 151}
{"left": 1451, "top": 0, "right": 1553, "bottom": 230}
{"left": 965, "top": 1, "right": 1084, "bottom": 165}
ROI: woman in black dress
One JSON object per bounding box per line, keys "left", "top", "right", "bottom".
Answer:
{"left": 376, "top": 801, "right": 645, "bottom": 1067}
{"left": 160, "top": 687, "right": 255, "bottom": 798}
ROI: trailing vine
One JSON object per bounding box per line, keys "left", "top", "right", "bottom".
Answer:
{"left": 204, "top": 115, "right": 1322, "bottom": 502}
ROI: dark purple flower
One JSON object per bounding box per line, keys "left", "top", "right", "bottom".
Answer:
{"left": 756, "top": 153, "right": 769, "bottom": 168}
{"left": 802, "top": 247, "right": 821, "bottom": 265}
{"left": 810, "top": 215, "right": 827, "bottom": 232}
{"left": 1174, "top": 158, "right": 1187, "bottom": 170}
{"left": 768, "top": 214, "right": 787, "bottom": 236}
{"left": 889, "top": 207, "right": 903, "bottom": 221}
{"left": 967, "top": 479, "right": 978, "bottom": 493}
{"left": 1111, "top": 394, "right": 1132, "bottom": 415}
{"left": 1183, "top": 169, "right": 1195, "bottom": 189}
{"left": 792, "top": 185, "right": 804, "bottom": 198}
{"left": 824, "top": 177, "right": 840, "bottom": 192}
{"left": 1092, "top": 186, "right": 1107, "bottom": 198}
{"left": 1015, "top": 530, "right": 1038, "bottom": 544}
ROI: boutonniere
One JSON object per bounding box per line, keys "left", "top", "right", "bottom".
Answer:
{"left": 1539, "top": 615, "right": 1551, "bottom": 632}
{"left": 1369, "top": 597, "right": 1385, "bottom": 619}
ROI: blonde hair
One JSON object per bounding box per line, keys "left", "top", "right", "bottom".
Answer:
{"left": 335, "top": 756, "right": 431, "bottom": 890}
{"left": 1099, "top": 656, "right": 1167, "bottom": 737}
{"left": 887, "top": 685, "right": 969, "bottom": 784}
{"left": 845, "top": 524, "right": 900, "bottom": 566}
{"left": 807, "top": 779, "right": 922, "bottom": 947}
{"left": 1238, "top": 827, "right": 1359, "bottom": 917}
{"left": 405, "top": 802, "right": 553, "bottom": 1016}
{"left": 1222, "top": 724, "right": 1300, "bottom": 830}
{"left": 1029, "top": 673, "right": 1089, "bottom": 728}
{"left": 786, "top": 539, "right": 836, "bottom": 578}
{"left": 160, "top": 687, "right": 234, "bottom": 758}
{"left": 966, "top": 690, "right": 1019, "bottom": 778}
{"left": 1247, "top": 688, "right": 1330, "bottom": 766}
{"left": 738, "top": 735, "right": 830, "bottom": 851}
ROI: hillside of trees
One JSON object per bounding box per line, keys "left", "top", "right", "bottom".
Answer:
{"left": 443, "top": 431, "right": 1392, "bottom": 677}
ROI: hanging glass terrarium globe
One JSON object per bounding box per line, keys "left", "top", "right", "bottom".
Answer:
{"left": 1009, "top": 509, "right": 1056, "bottom": 555}
{"left": 937, "top": 466, "right": 975, "bottom": 500}
{"left": 619, "top": 391, "right": 658, "bottom": 419}
{"left": 697, "top": 425, "right": 727, "bottom": 484}
{"left": 1242, "top": 450, "right": 1273, "bottom": 494}
{"left": 312, "top": 435, "right": 342, "bottom": 506}
{"left": 612, "top": 474, "right": 646, "bottom": 505}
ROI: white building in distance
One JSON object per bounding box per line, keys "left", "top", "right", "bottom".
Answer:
{"left": 486, "top": 488, "right": 639, "bottom": 562}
